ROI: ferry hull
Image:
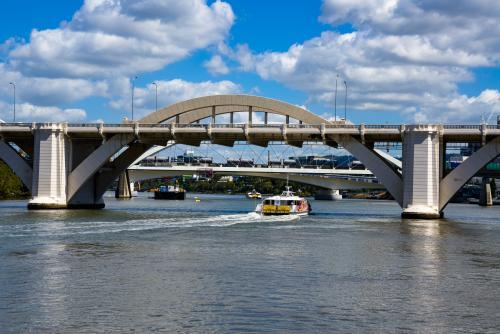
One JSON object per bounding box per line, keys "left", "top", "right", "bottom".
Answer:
{"left": 154, "top": 191, "right": 186, "bottom": 200}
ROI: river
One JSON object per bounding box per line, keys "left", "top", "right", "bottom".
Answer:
{"left": 0, "top": 193, "right": 499, "bottom": 333}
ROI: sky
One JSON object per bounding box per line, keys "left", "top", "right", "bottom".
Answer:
{"left": 0, "top": 0, "right": 499, "bottom": 125}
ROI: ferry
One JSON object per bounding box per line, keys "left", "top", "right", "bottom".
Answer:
{"left": 255, "top": 186, "right": 311, "bottom": 216}
{"left": 246, "top": 189, "right": 262, "bottom": 199}
{"left": 154, "top": 185, "right": 186, "bottom": 200}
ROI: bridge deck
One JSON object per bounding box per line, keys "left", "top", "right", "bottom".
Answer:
{"left": 1, "top": 123, "right": 499, "bottom": 145}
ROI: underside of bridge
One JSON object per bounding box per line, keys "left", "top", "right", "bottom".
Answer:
{"left": 0, "top": 94, "right": 498, "bottom": 219}
{"left": 124, "top": 167, "right": 385, "bottom": 194}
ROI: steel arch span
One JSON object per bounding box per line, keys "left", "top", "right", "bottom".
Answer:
{"left": 138, "top": 94, "right": 328, "bottom": 125}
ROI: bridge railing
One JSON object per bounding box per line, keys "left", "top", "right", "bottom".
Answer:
{"left": 364, "top": 125, "right": 401, "bottom": 129}
{"left": 287, "top": 124, "right": 321, "bottom": 129}
{"left": 443, "top": 125, "right": 481, "bottom": 129}
{"left": 210, "top": 124, "right": 245, "bottom": 128}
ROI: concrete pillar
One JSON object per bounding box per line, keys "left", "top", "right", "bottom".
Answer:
{"left": 115, "top": 171, "right": 132, "bottom": 198}
{"left": 479, "top": 177, "right": 493, "bottom": 206}
{"left": 28, "top": 124, "right": 70, "bottom": 209}
{"left": 401, "top": 125, "right": 443, "bottom": 219}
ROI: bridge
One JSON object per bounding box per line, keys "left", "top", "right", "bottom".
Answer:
{"left": 124, "top": 164, "right": 384, "bottom": 199}
{"left": 0, "top": 94, "right": 499, "bottom": 218}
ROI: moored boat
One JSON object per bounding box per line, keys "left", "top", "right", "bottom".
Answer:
{"left": 255, "top": 186, "right": 311, "bottom": 216}
{"left": 154, "top": 185, "right": 186, "bottom": 200}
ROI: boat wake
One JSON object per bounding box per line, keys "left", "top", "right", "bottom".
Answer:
{"left": 2, "top": 212, "right": 301, "bottom": 237}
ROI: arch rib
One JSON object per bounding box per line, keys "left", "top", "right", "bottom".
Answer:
{"left": 138, "top": 94, "right": 328, "bottom": 125}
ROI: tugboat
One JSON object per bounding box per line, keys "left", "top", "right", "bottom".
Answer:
{"left": 255, "top": 186, "right": 311, "bottom": 216}
{"left": 246, "top": 189, "right": 262, "bottom": 199}
{"left": 154, "top": 185, "right": 186, "bottom": 200}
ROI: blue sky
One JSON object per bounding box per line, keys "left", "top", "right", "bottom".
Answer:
{"left": 0, "top": 0, "right": 499, "bottom": 124}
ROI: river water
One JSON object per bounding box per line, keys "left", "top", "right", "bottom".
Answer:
{"left": 0, "top": 193, "right": 499, "bottom": 333}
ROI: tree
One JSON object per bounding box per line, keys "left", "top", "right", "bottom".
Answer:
{"left": 0, "top": 160, "right": 27, "bottom": 199}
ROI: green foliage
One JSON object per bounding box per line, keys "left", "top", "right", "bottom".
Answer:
{"left": 0, "top": 160, "right": 28, "bottom": 199}
{"left": 140, "top": 175, "right": 318, "bottom": 196}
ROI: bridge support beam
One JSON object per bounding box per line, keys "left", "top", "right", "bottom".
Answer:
{"left": 401, "top": 125, "right": 443, "bottom": 219}
{"left": 479, "top": 177, "right": 493, "bottom": 206}
{"left": 24, "top": 123, "right": 139, "bottom": 210}
{"left": 116, "top": 171, "right": 132, "bottom": 198}
{"left": 28, "top": 124, "right": 70, "bottom": 209}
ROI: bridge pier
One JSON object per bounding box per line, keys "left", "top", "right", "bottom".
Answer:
{"left": 115, "top": 171, "right": 133, "bottom": 199}
{"left": 401, "top": 125, "right": 443, "bottom": 219}
{"left": 21, "top": 123, "right": 148, "bottom": 209}
{"left": 479, "top": 177, "right": 493, "bottom": 206}
{"left": 28, "top": 124, "right": 70, "bottom": 209}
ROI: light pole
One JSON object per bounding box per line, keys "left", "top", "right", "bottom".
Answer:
{"left": 344, "top": 80, "right": 347, "bottom": 121}
{"left": 334, "top": 74, "right": 338, "bottom": 122}
{"left": 9, "top": 82, "right": 15, "bottom": 122}
{"left": 131, "top": 76, "right": 138, "bottom": 120}
{"left": 152, "top": 82, "right": 158, "bottom": 112}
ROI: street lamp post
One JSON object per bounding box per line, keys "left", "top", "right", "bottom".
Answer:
{"left": 334, "top": 74, "right": 338, "bottom": 122}
{"left": 9, "top": 82, "right": 15, "bottom": 122}
{"left": 131, "top": 76, "right": 138, "bottom": 120}
{"left": 344, "top": 80, "right": 347, "bottom": 121}
{"left": 152, "top": 82, "right": 158, "bottom": 112}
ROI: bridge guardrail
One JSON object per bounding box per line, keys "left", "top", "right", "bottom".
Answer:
{"left": 325, "top": 124, "right": 358, "bottom": 128}
{"left": 0, "top": 122, "right": 33, "bottom": 127}
{"left": 174, "top": 123, "right": 206, "bottom": 128}
{"left": 140, "top": 123, "right": 171, "bottom": 128}
{"left": 211, "top": 124, "right": 245, "bottom": 128}
{"left": 364, "top": 125, "right": 400, "bottom": 129}
{"left": 443, "top": 125, "right": 481, "bottom": 129}
{"left": 286, "top": 124, "right": 321, "bottom": 129}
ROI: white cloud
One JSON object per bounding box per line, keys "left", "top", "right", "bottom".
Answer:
{"left": 0, "top": 64, "right": 110, "bottom": 106}
{"left": 8, "top": 0, "right": 234, "bottom": 79}
{"left": 204, "top": 54, "right": 230, "bottom": 75}
{"left": 0, "top": 0, "right": 236, "bottom": 121}
{"left": 231, "top": 0, "right": 500, "bottom": 123}
{"left": 0, "top": 100, "right": 86, "bottom": 122}
{"left": 111, "top": 78, "right": 242, "bottom": 119}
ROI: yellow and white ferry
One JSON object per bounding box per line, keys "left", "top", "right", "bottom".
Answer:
{"left": 255, "top": 186, "right": 311, "bottom": 216}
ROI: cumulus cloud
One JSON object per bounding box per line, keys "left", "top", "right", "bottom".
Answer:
{"left": 0, "top": 100, "right": 86, "bottom": 122}
{"left": 8, "top": 0, "right": 234, "bottom": 78}
{"left": 111, "top": 78, "right": 242, "bottom": 119}
{"left": 204, "top": 55, "right": 230, "bottom": 75}
{"left": 0, "top": 0, "right": 236, "bottom": 121}
{"left": 232, "top": 0, "right": 500, "bottom": 123}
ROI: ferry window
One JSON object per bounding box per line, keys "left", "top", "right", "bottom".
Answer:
{"left": 264, "top": 200, "right": 271, "bottom": 205}
{"left": 287, "top": 200, "right": 293, "bottom": 205}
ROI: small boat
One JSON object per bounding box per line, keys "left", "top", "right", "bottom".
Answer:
{"left": 255, "top": 186, "right": 311, "bottom": 216}
{"left": 154, "top": 185, "right": 186, "bottom": 200}
{"left": 246, "top": 189, "right": 262, "bottom": 199}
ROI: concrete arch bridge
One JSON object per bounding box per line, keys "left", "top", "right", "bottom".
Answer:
{"left": 0, "top": 94, "right": 498, "bottom": 218}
